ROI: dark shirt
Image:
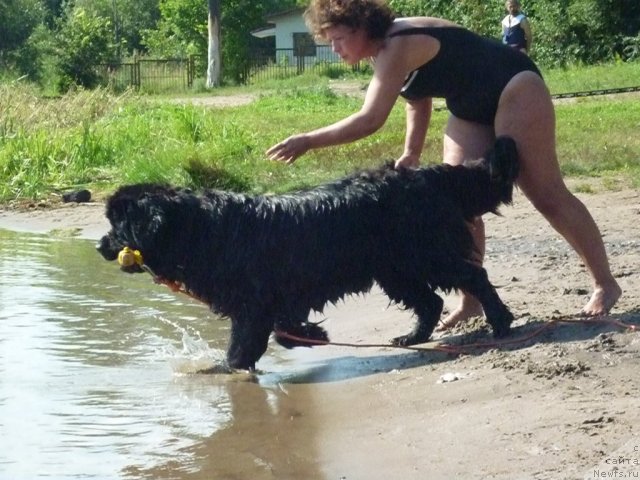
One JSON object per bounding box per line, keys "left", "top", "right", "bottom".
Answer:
{"left": 502, "top": 14, "right": 528, "bottom": 50}
{"left": 389, "top": 26, "right": 541, "bottom": 125}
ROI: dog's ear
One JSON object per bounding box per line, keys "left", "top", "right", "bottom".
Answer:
{"left": 106, "top": 185, "right": 166, "bottom": 227}
{"left": 145, "top": 201, "right": 169, "bottom": 237}
{"left": 105, "top": 192, "right": 141, "bottom": 226}
{"left": 104, "top": 189, "right": 156, "bottom": 243}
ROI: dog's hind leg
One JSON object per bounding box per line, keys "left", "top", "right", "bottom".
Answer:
{"left": 378, "top": 280, "right": 444, "bottom": 346}
{"left": 457, "top": 264, "right": 514, "bottom": 338}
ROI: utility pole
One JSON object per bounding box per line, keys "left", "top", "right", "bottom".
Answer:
{"left": 207, "top": 0, "right": 221, "bottom": 87}
{"left": 112, "top": 0, "right": 120, "bottom": 60}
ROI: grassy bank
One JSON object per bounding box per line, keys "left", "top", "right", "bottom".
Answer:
{"left": 0, "top": 61, "right": 639, "bottom": 202}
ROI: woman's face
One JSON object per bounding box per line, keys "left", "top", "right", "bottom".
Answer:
{"left": 323, "top": 24, "right": 372, "bottom": 64}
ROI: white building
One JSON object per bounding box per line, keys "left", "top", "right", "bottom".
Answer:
{"left": 251, "top": 8, "right": 340, "bottom": 67}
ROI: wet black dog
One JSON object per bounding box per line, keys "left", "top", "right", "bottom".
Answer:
{"left": 97, "top": 137, "right": 519, "bottom": 370}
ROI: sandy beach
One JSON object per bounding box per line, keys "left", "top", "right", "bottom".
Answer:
{"left": 1, "top": 184, "right": 639, "bottom": 479}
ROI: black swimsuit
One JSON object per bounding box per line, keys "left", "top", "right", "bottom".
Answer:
{"left": 389, "top": 26, "right": 541, "bottom": 125}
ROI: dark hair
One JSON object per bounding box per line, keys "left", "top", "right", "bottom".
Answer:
{"left": 304, "top": 0, "right": 395, "bottom": 41}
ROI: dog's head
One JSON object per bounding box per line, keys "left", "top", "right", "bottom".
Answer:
{"left": 96, "top": 184, "right": 188, "bottom": 275}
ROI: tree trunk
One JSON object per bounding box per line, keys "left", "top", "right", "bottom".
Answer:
{"left": 207, "top": 0, "right": 221, "bottom": 88}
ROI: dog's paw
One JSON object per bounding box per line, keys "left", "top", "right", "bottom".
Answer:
{"left": 391, "top": 332, "right": 431, "bottom": 347}
{"left": 491, "top": 323, "right": 512, "bottom": 339}
{"left": 488, "top": 311, "right": 514, "bottom": 339}
{"left": 275, "top": 322, "right": 329, "bottom": 348}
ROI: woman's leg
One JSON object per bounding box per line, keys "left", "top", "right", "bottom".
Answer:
{"left": 436, "top": 115, "right": 495, "bottom": 330}
{"left": 494, "top": 71, "right": 621, "bottom": 315}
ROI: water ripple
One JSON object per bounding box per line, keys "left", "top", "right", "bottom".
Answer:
{"left": 0, "top": 230, "right": 236, "bottom": 479}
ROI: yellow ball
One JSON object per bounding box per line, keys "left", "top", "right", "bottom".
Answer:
{"left": 118, "top": 248, "right": 136, "bottom": 267}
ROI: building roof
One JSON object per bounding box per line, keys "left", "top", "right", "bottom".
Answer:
{"left": 251, "top": 25, "right": 276, "bottom": 38}
{"left": 252, "top": 7, "right": 305, "bottom": 38}
{"left": 265, "top": 7, "right": 305, "bottom": 20}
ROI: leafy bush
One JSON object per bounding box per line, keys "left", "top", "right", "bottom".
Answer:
{"left": 55, "top": 8, "right": 117, "bottom": 91}
{"left": 389, "top": 0, "right": 640, "bottom": 68}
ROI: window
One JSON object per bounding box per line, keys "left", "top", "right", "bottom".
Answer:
{"left": 293, "top": 32, "right": 316, "bottom": 56}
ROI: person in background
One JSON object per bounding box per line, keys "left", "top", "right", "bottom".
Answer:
{"left": 502, "top": 0, "right": 532, "bottom": 54}
{"left": 267, "top": 0, "right": 621, "bottom": 333}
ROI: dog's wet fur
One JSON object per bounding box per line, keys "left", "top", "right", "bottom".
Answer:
{"left": 97, "top": 137, "right": 519, "bottom": 370}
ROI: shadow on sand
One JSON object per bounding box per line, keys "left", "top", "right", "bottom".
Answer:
{"left": 260, "top": 309, "right": 639, "bottom": 385}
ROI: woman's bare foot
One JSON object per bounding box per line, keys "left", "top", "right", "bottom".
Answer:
{"left": 581, "top": 281, "right": 622, "bottom": 316}
{"left": 435, "top": 296, "right": 484, "bottom": 332}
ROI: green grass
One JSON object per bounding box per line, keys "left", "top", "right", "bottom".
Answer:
{"left": 542, "top": 60, "right": 640, "bottom": 94}
{"left": 556, "top": 100, "right": 640, "bottom": 177}
{"left": 1, "top": 60, "right": 639, "bottom": 202}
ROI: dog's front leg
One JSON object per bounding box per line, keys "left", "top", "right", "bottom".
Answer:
{"left": 226, "top": 316, "right": 273, "bottom": 371}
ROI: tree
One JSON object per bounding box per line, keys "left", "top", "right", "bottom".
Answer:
{"left": 0, "top": 0, "right": 45, "bottom": 67}
{"left": 142, "top": 0, "right": 207, "bottom": 57}
{"left": 220, "top": 0, "right": 274, "bottom": 84}
{"left": 207, "top": 0, "right": 221, "bottom": 87}
{"left": 73, "top": 0, "right": 161, "bottom": 57}
{"left": 56, "top": 7, "right": 116, "bottom": 90}
{"left": 143, "top": 0, "right": 278, "bottom": 85}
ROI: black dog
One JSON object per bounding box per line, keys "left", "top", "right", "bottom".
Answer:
{"left": 97, "top": 137, "right": 519, "bottom": 370}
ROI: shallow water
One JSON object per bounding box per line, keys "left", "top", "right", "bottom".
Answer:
{"left": 0, "top": 229, "right": 334, "bottom": 479}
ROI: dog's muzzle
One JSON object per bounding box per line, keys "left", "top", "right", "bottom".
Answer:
{"left": 96, "top": 235, "right": 119, "bottom": 261}
{"left": 96, "top": 236, "right": 145, "bottom": 273}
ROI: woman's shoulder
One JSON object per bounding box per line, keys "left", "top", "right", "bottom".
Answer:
{"left": 381, "top": 18, "right": 457, "bottom": 72}
{"left": 390, "top": 17, "right": 460, "bottom": 33}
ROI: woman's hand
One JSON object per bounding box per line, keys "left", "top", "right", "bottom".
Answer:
{"left": 394, "top": 153, "right": 420, "bottom": 169}
{"left": 266, "top": 134, "right": 311, "bottom": 164}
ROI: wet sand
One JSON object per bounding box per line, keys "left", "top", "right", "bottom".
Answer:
{"left": 1, "top": 185, "right": 639, "bottom": 479}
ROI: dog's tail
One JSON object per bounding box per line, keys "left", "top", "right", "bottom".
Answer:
{"left": 487, "top": 136, "right": 519, "bottom": 203}
{"left": 453, "top": 135, "right": 519, "bottom": 219}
